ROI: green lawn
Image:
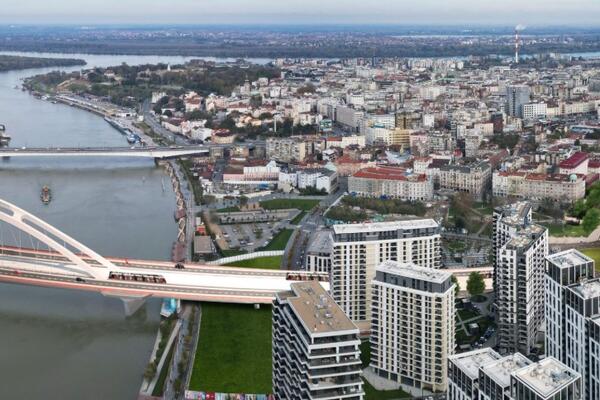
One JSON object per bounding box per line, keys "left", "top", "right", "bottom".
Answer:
{"left": 260, "top": 198, "right": 320, "bottom": 211}
{"left": 217, "top": 206, "right": 241, "bottom": 213}
{"left": 291, "top": 211, "right": 307, "bottom": 225}
{"left": 581, "top": 248, "right": 600, "bottom": 272}
{"left": 446, "top": 240, "right": 467, "bottom": 253}
{"left": 473, "top": 202, "right": 494, "bottom": 215}
{"left": 220, "top": 249, "right": 247, "bottom": 257}
{"left": 189, "top": 303, "right": 272, "bottom": 394}
{"left": 260, "top": 229, "right": 293, "bottom": 251}
{"left": 457, "top": 308, "right": 480, "bottom": 321}
{"left": 364, "top": 380, "right": 411, "bottom": 400}
{"left": 545, "top": 223, "right": 588, "bottom": 237}
{"left": 225, "top": 256, "right": 282, "bottom": 269}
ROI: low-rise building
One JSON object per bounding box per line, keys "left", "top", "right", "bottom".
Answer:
{"left": 492, "top": 171, "right": 586, "bottom": 202}
{"left": 349, "top": 166, "right": 433, "bottom": 201}
{"left": 439, "top": 162, "right": 492, "bottom": 201}
{"left": 305, "top": 231, "right": 332, "bottom": 273}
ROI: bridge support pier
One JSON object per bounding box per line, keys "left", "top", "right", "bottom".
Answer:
{"left": 102, "top": 291, "right": 151, "bottom": 316}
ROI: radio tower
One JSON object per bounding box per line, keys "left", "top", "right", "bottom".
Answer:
{"left": 514, "top": 24, "right": 526, "bottom": 64}
{"left": 514, "top": 27, "right": 520, "bottom": 64}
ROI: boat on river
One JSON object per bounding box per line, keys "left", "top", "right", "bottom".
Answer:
{"left": 0, "top": 124, "right": 10, "bottom": 146}
{"left": 41, "top": 186, "right": 52, "bottom": 205}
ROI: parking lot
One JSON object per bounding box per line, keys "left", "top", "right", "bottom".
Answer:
{"left": 220, "top": 219, "right": 291, "bottom": 252}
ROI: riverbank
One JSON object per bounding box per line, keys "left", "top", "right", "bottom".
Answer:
{"left": 0, "top": 54, "right": 85, "bottom": 72}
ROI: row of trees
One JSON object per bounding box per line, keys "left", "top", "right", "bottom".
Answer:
{"left": 341, "top": 196, "right": 427, "bottom": 216}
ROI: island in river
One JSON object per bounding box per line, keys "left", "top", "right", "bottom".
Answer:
{"left": 0, "top": 54, "right": 85, "bottom": 72}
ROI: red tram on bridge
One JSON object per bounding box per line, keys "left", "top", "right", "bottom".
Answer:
{"left": 109, "top": 272, "right": 167, "bottom": 284}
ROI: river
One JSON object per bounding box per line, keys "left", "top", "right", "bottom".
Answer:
{"left": 0, "top": 53, "right": 220, "bottom": 399}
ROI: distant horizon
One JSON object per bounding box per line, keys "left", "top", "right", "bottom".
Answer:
{"left": 1, "top": 23, "right": 600, "bottom": 31}
{"left": 2, "top": 0, "right": 600, "bottom": 26}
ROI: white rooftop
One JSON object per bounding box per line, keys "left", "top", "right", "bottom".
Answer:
{"left": 449, "top": 348, "right": 501, "bottom": 380}
{"left": 512, "top": 357, "right": 580, "bottom": 399}
{"left": 547, "top": 249, "right": 593, "bottom": 269}
{"left": 376, "top": 260, "right": 451, "bottom": 284}
{"left": 480, "top": 353, "right": 532, "bottom": 388}
{"left": 332, "top": 219, "right": 438, "bottom": 235}
{"left": 570, "top": 278, "right": 600, "bottom": 299}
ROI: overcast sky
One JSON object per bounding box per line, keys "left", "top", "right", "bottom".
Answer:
{"left": 1, "top": 0, "right": 599, "bottom": 25}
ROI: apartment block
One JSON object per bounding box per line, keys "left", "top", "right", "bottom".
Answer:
{"left": 371, "top": 261, "right": 455, "bottom": 393}
{"left": 493, "top": 202, "right": 548, "bottom": 356}
{"left": 266, "top": 136, "right": 308, "bottom": 162}
{"left": 448, "top": 350, "right": 581, "bottom": 400}
{"left": 348, "top": 166, "right": 434, "bottom": 201}
{"left": 438, "top": 162, "right": 491, "bottom": 201}
{"left": 330, "top": 219, "right": 441, "bottom": 329}
{"left": 272, "top": 281, "right": 364, "bottom": 400}
{"left": 545, "top": 249, "right": 595, "bottom": 362}
{"left": 492, "top": 171, "right": 586, "bottom": 203}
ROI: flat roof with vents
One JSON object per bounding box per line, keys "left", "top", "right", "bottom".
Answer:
{"left": 449, "top": 348, "right": 502, "bottom": 380}
{"left": 547, "top": 249, "right": 593, "bottom": 269}
{"left": 512, "top": 357, "right": 580, "bottom": 399}
{"left": 284, "top": 281, "right": 358, "bottom": 335}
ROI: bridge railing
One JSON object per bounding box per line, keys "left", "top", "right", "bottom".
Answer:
{"left": 207, "top": 250, "right": 284, "bottom": 266}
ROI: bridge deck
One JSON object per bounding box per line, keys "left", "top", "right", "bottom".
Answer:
{"left": 0, "top": 246, "right": 329, "bottom": 304}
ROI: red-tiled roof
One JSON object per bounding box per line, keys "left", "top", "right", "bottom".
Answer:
{"left": 352, "top": 166, "right": 427, "bottom": 182}
{"left": 559, "top": 152, "right": 588, "bottom": 169}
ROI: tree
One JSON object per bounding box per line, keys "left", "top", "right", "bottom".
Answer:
{"left": 239, "top": 195, "right": 249, "bottom": 207}
{"left": 572, "top": 199, "right": 587, "bottom": 219}
{"left": 451, "top": 275, "right": 460, "bottom": 296}
{"left": 582, "top": 208, "right": 600, "bottom": 234}
{"left": 467, "top": 272, "right": 485, "bottom": 297}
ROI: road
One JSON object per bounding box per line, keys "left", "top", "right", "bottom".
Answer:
{"left": 142, "top": 100, "right": 191, "bottom": 146}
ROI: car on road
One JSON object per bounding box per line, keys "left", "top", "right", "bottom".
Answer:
{"left": 75, "top": 277, "right": 86, "bottom": 283}
{"left": 175, "top": 263, "right": 185, "bottom": 269}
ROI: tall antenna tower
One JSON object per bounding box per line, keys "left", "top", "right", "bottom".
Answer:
{"left": 514, "top": 24, "right": 526, "bottom": 64}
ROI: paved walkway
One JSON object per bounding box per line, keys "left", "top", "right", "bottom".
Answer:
{"left": 362, "top": 367, "right": 430, "bottom": 398}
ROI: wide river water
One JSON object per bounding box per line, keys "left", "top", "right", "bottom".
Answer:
{"left": 0, "top": 53, "right": 253, "bottom": 399}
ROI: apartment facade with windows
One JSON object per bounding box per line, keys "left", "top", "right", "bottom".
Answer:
{"left": 493, "top": 202, "right": 548, "bottom": 356}
{"left": 272, "top": 281, "right": 364, "bottom": 400}
{"left": 370, "top": 261, "right": 455, "bottom": 393}
{"left": 330, "top": 219, "right": 441, "bottom": 330}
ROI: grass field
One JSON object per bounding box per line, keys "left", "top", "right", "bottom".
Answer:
{"left": 291, "top": 211, "right": 306, "bottom": 225}
{"left": 220, "top": 249, "right": 247, "bottom": 257}
{"left": 260, "top": 198, "right": 320, "bottom": 211}
{"left": 581, "top": 248, "right": 600, "bottom": 271}
{"left": 217, "top": 206, "right": 241, "bottom": 213}
{"left": 545, "top": 223, "right": 588, "bottom": 237}
{"left": 225, "top": 256, "right": 282, "bottom": 269}
{"left": 260, "top": 229, "right": 293, "bottom": 251}
{"left": 189, "top": 303, "right": 272, "bottom": 394}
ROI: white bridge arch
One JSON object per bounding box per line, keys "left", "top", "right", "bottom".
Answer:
{"left": 0, "top": 198, "right": 113, "bottom": 280}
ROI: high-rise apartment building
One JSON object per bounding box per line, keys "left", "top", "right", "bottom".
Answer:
{"left": 564, "top": 278, "right": 600, "bottom": 399}
{"left": 272, "top": 281, "right": 364, "bottom": 400}
{"left": 493, "top": 202, "right": 548, "bottom": 356}
{"left": 544, "top": 248, "right": 600, "bottom": 399}
{"left": 545, "top": 249, "right": 595, "bottom": 362}
{"left": 370, "top": 261, "right": 455, "bottom": 393}
{"left": 506, "top": 85, "right": 531, "bottom": 118}
{"left": 330, "top": 219, "right": 441, "bottom": 330}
